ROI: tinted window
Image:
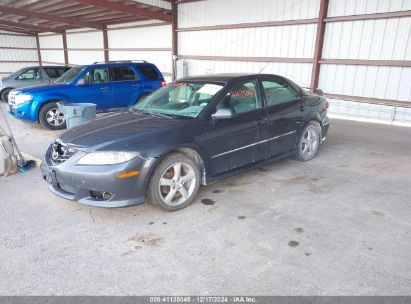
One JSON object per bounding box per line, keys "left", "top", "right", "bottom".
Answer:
{"left": 217, "top": 81, "right": 262, "bottom": 114}
{"left": 16, "top": 68, "right": 41, "bottom": 80}
{"left": 137, "top": 66, "right": 159, "bottom": 80}
{"left": 111, "top": 67, "right": 137, "bottom": 82}
{"left": 44, "top": 67, "right": 70, "bottom": 78}
{"left": 262, "top": 79, "right": 299, "bottom": 107}
{"left": 80, "top": 68, "right": 110, "bottom": 84}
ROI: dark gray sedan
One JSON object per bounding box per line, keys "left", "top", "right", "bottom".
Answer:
{"left": 41, "top": 73, "right": 330, "bottom": 211}
{"left": 0, "top": 65, "right": 70, "bottom": 102}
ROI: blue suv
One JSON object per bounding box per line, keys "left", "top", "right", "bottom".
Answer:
{"left": 8, "top": 61, "right": 166, "bottom": 130}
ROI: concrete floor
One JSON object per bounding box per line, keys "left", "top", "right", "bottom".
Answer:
{"left": 1, "top": 103, "right": 410, "bottom": 295}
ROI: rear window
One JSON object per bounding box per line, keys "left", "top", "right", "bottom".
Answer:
{"left": 137, "top": 66, "right": 160, "bottom": 80}
{"left": 44, "top": 67, "right": 70, "bottom": 78}
{"left": 111, "top": 66, "right": 138, "bottom": 82}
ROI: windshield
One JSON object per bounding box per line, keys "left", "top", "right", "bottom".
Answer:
{"left": 134, "top": 82, "right": 225, "bottom": 118}
{"left": 54, "top": 66, "right": 85, "bottom": 84}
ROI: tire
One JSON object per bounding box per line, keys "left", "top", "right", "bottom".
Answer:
{"left": 1, "top": 88, "right": 12, "bottom": 102}
{"left": 39, "top": 102, "right": 66, "bottom": 130}
{"left": 294, "top": 121, "right": 321, "bottom": 162}
{"left": 147, "top": 153, "right": 201, "bottom": 211}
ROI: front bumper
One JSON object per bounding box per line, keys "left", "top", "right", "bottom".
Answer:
{"left": 8, "top": 100, "right": 37, "bottom": 122}
{"left": 40, "top": 152, "right": 154, "bottom": 208}
{"left": 321, "top": 115, "right": 331, "bottom": 142}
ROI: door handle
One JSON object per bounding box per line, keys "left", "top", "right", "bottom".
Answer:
{"left": 132, "top": 84, "right": 141, "bottom": 87}
{"left": 299, "top": 104, "right": 308, "bottom": 111}
{"left": 100, "top": 87, "right": 109, "bottom": 91}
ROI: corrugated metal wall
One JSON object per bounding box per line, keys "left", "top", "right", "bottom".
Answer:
{"left": 36, "top": 21, "right": 172, "bottom": 81}
{"left": 178, "top": 0, "right": 320, "bottom": 86}
{"left": 0, "top": 30, "right": 38, "bottom": 78}
{"left": 177, "top": 0, "right": 411, "bottom": 124}
{"left": 108, "top": 21, "right": 172, "bottom": 81}
{"left": 320, "top": 0, "right": 411, "bottom": 102}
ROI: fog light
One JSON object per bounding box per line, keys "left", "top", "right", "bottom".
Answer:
{"left": 90, "top": 191, "right": 114, "bottom": 201}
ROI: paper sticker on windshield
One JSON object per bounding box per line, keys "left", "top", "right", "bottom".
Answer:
{"left": 197, "top": 84, "right": 223, "bottom": 95}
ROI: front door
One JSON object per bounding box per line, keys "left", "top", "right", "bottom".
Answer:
{"left": 199, "top": 80, "right": 270, "bottom": 176}
{"left": 260, "top": 77, "right": 307, "bottom": 157}
{"left": 16, "top": 68, "right": 43, "bottom": 87}
{"left": 72, "top": 67, "right": 113, "bottom": 110}
{"left": 110, "top": 66, "right": 144, "bottom": 107}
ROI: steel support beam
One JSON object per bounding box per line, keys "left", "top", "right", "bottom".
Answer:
{"left": 73, "top": 0, "right": 172, "bottom": 22}
{"left": 171, "top": 1, "right": 178, "bottom": 81}
{"left": 62, "top": 32, "right": 69, "bottom": 65}
{"left": 310, "top": 0, "right": 329, "bottom": 91}
{"left": 35, "top": 34, "right": 42, "bottom": 66}
{"left": 103, "top": 26, "right": 109, "bottom": 63}
{"left": 0, "top": 5, "right": 104, "bottom": 30}
{"left": 0, "top": 19, "right": 63, "bottom": 33}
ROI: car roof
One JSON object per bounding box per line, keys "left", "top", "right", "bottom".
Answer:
{"left": 84, "top": 61, "right": 156, "bottom": 68}
{"left": 178, "top": 73, "right": 282, "bottom": 82}
{"left": 18, "top": 65, "right": 70, "bottom": 70}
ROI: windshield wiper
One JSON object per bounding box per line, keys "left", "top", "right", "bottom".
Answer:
{"left": 132, "top": 108, "right": 175, "bottom": 120}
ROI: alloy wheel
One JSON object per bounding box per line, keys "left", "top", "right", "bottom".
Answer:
{"left": 300, "top": 126, "right": 319, "bottom": 158}
{"left": 46, "top": 108, "right": 65, "bottom": 127}
{"left": 158, "top": 162, "right": 197, "bottom": 206}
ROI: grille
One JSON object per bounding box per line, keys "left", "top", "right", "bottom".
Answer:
{"left": 9, "top": 94, "right": 16, "bottom": 105}
{"left": 47, "top": 141, "right": 75, "bottom": 165}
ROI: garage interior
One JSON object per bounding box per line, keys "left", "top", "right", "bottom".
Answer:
{"left": 0, "top": 0, "right": 411, "bottom": 296}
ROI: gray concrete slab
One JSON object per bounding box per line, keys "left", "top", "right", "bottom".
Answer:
{"left": 0, "top": 103, "right": 410, "bottom": 295}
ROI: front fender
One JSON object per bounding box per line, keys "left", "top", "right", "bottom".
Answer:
{"left": 32, "top": 93, "right": 70, "bottom": 121}
{"left": 142, "top": 143, "right": 210, "bottom": 190}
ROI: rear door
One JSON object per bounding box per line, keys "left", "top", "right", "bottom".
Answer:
{"left": 71, "top": 66, "right": 113, "bottom": 110}
{"left": 260, "top": 76, "right": 307, "bottom": 156}
{"left": 110, "top": 66, "right": 143, "bottom": 107}
{"left": 136, "top": 65, "right": 164, "bottom": 92}
{"left": 199, "top": 80, "right": 270, "bottom": 176}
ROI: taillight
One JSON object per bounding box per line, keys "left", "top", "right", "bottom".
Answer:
{"left": 321, "top": 99, "right": 329, "bottom": 113}
{"left": 161, "top": 81, "right": 167, "bottom": 87}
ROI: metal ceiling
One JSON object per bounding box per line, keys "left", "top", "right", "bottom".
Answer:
{"left": 0, "top": 0, "right": 172, "bottom": 35}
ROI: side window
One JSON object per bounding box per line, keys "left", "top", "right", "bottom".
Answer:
{"left": 43, "top": 68, "right": 61, "bottom": 78}
{"left": 217, "top": 80, "right": 262, "bottom": 114}
{"left": 137, "top": 66, "right": 160, "bottom": 80}
{"left": 111, "top": 67, "right": 138, "bottom": 82}
{"left": 80, "top": 68, "right": 110, "bottom": 84}
{"left": 262, "top": 79, "right": 299, "bottom": 107}
{"left": 16, "top": 68, "right": 41, "bottom": 80}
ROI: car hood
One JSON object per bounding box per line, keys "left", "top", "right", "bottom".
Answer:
{"left": 59, "top": 111, "right": 186, "bottom": 153}
{"left": 12, "top": 83, "right": 68, "bottom": 94}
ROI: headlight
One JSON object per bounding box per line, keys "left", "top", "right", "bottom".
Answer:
{"left": 77, "top": 151, "right": 139, "bottom": 165}
{"left": 14, "top": 94, "right": 33, "bottom": 106}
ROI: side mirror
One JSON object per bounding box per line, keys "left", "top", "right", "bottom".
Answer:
{"left": 77, "top": 78, "right": 86, "bottom": 86}
{"left": 212, "top": 108, "right": 234, "bottom": 120}
{"left": 315, "top": 88, "right": 324, "bottom": 96}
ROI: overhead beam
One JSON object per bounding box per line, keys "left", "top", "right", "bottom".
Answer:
{"left": 310, "top": 0, "right": 329, "bottom": 91}
{"left": 0, "top": 19, "right": 63, "bottom": 33}
{"left": 0, "top": 5, "right": 104, "bottom": 30}
{"left": 73, "top": 0, "right": 172, "bottom": 22}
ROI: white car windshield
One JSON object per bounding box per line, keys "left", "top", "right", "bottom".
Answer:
{"left": 133, "top": 82, "right": 225, "bottom": 118}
